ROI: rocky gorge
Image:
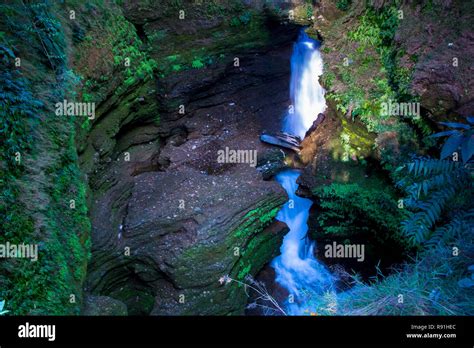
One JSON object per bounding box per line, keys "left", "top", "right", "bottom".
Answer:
{"left": 1, "top": 0, "right": 472, "bottom": 317}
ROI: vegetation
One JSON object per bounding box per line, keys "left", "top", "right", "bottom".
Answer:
{"left": 0, "top": 1, "right": 90, "bottom": 315}
{"left": 325, "top": 118, "right": 473, "bottom": 315}
{"left": 314, "top": 183, "right": 403, "bottom": 244}
{"left": 0, "top": 0, "right": 471, "bottom": 318}
{"left": 313, "top": 1, "right": 473, "bottom": 316}
{"left": 396, "top": 117, "right": 473, "bottom": 247}
{"left": 0, "top": 300, "right": 8, "bottom": 315}
{"left": 336, "top": 0, "right": 352, "bottom": 12}
{"left": 337, "top": 240, "right": 473, "bottom": 315}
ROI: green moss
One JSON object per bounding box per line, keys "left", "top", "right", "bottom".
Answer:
{"left": 336, "top": 0, "right": 352, "bottom": 11}
{"left": 234, "top": 206, "right": 280, "bottom": 238}
{"left": 237, "top": 264, "right": 252, "bottom": 280}
{"left": 330, "top": 118, "right": 376, "bottom": 162}
{"left": 191, "top": 58, "right": 205, "bottom": 69}
{"left": 148, "top": 7, "right": 270, "bottom": 77}
{"left": 171, "top": 195, "right": 285, "bottom": 313}
{"left": 107, "top": 15, "right": 157, "bottom": 93}
{"left": 312, "top": 182, "right": 405, "bottom": 246}
{"left": 0, "top": 2, "right": 91, "bottom": 315}
{"left": 324, "top": 5, "right": 405, "bottom": 133}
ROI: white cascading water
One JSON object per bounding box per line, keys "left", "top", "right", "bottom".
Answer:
{"left": 282, "top": 30, "right": 327, "bottom": 139}
{"left": 271, "top": 30, "right": 334, "bottom": 315}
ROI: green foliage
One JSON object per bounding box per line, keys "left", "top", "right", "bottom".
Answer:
{"left": 332, "top": 5, "right": 418, "bottom": 135}
{"left": 337, "top": 237, "right": 474, "bottom": 315}
{"left": 191, "top": 58, "right": 204, "bottom": 69}
{"left": 326, "top": 74, "right": 394, "bottom": 133}
{"left": 4, "top": 140, "right": 91, "bottom": 315}
{"left": 237, "top": 264, "right": 251, "bottom": 280}
{"left": 230, "top": 17, "right": 240, "bottom": 27}
{"left": 0, "top": 61, "right": 42, "bottom": 173}
{"left": 0, "top": 300, "right": 8, "bottom": 315}
{"left": 426, "top": 209, "right": 474, "bottom": 248}
{"left": 397, "top": 157, "right": 472, "bottom": 247}
{"left": 230, "top": 10, "right": 252, "bottom": 27}
{"left": 305, "top": 3, "right": 313, "bottom": 18}
{"left": 347, "top": 6, "right": 399, "bottom": 48}
{"left": 314, "top": 183, "right": 404, "bottom": 244}
{"left": 321, "top": 69, "right": 335, "bottom": 90}
{"left": 397, "top": 119, "right": 473, "bottom": 248}
{"left": 429, "top": 116, "right": 474, "bottom": 163}
{"left": 381, "top": 49, "right": 414, "bottom": 101}
{"left": 0, "top": 44, "right": 43, "bottom": 252}
{"left": 336, "top": 0, "right": 352, "bottom": 11}
{"left": 0, "top": 3, "right": 91, "bottom": 315}
{"left": 0, "top": 2, "right": 67, "bottom": 72}
{"left": 107, "top": 15, "right": 157, "bottom": 91}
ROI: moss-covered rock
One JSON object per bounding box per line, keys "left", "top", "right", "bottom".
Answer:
{"left": 0, "top": 2, "right": 91, "bottom": 315}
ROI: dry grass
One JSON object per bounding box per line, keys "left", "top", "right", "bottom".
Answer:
{"left": 335, "top": 236, "right": 474, "bottom": 315}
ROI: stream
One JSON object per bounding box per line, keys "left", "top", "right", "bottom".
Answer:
{"left": 270, "top": 29, "right": 335, "bottom": 315}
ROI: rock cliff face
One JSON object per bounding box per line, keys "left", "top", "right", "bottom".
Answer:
{"left": 395, "top": 1, "right": 474, "bottom": 120}
{"left": 4, "top": 0, "right": 469, "bottom": 317}
{"left": 316, "top": 0, "right": 473, "bottom": 122}
{"left": 78, "top": 1, "right": 303, "bottom": 315}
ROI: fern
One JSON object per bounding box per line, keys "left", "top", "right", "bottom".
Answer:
{"left": 398, "top": 157, "right": 472, "bottom": 247}
{"left": 426, "top": 209, "right": 474, "bottom": 248}
{"left": 405, "top": 157, "right": 458, "bottom": 177}
{"left": 402, "top": 166, "right": 468, "bottom": 201}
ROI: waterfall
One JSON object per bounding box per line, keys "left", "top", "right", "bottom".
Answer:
{"left": 271, "top": 30, "right": 334, "bottom": 315}
{"left": 282, "top": 30, "right": 326, "bottom": 139}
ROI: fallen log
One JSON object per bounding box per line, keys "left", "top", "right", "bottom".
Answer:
{"left": 260, "top": 132, "right": 302, "bottom": 152}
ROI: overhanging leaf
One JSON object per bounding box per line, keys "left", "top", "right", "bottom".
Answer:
{"left": 441, "top": 134, "right": 463, "bottom": 159}
{"left": 461, "top": 134, "right": 474, "bottom": 163}
{"left": 429, "top": 130, "right": 459, "bottom": 138}
{"left": 439, "top": 121, "right": 470, "bottom": 129}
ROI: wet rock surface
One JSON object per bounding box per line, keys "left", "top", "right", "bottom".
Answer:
{"left": 81, "top": 13, "right": 299, "bottom": 315}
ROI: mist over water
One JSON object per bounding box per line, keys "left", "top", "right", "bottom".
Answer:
{"left": 282, "top": 30, "right": 326, "bottom": 139}
{"left": 271, "top": 30, "right": 334, "bottom": 315}
{"left": 271, "top": 170, "right": 335, "bottom": 314}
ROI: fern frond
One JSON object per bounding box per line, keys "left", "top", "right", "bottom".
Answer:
{"left": 401, "top": 187, "right": 458, "bottom": 245}
{"left": 426, "top": 208, "right": 474, "bottom": 247}
{"left": 401, "top": 213, "right": 431, "bottom": 246}
{"left": 406, "top": 158, "right": 459, "bottom": 177}
{"left": 404, "top": 168, "right": 468, "bottom": 200}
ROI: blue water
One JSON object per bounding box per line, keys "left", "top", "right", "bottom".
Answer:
{"left": 271, "top": 170, "right": 335, "bottom": 315}
{"left": 271, "top": 30, "right": 334, "bottom": 315}
{"left": 282, "top": 30, "right": 326, "bottom": 139}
